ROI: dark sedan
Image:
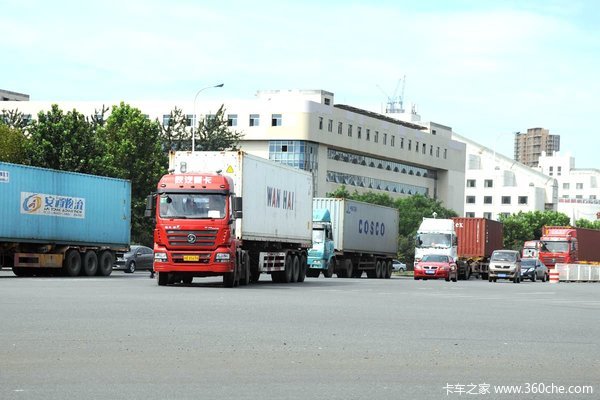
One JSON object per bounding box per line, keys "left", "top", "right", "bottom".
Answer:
{"left": 114, "top": 245, "right": 154, "bottom": 273}
{"left": 520, "top": 258, "right": 549, "bottom": 282}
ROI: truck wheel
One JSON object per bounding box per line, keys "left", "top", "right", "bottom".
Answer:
{"left": 62, "top": 249, "right": 82, "bottom": 277}
{"left": 239, "top": 252, "right": 250, "bottom": 286}
{"left": 97, "top": 251, "right": 114, "bottom": 276}
{"left": 297, "top": 254, "right": 307, "bottom": 282}
{"left": 384, "top": 261, "right": 392, "bottom": 279}
{"left": 324, "top": 259, "right": 335, "bottom": 278}
{"left": 283, "top": 254, "right": 293, "bottom": 283}
{"left": 82, "top": 251, "right": 98, "bottom": 276}
{"left": 158, "top": 272, "right": 169, "bottom": 286}
{"left": 375, "top": 261, "right": 382, "bottom": 279}
{"left": 223, "top": 272, "right": 235, "bottom": 287}
{"left": 291, "top": 255, "right": 300, "bottom": 283}
{"left": 345, "top": 259, "right": 354, "bottom": 278}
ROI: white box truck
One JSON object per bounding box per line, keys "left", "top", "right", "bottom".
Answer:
{"left": 147, "top": 151, "right": 313, "bottom": 287}
{"left": 307, "top": 198, "right": 399, "bottom": 278}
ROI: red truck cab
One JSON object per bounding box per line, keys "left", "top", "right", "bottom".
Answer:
{"left": 538, "top": 227, "right": 577, "bottom": 269}
{"left": 150, "top": 172, "right": 242, "bottom": 286}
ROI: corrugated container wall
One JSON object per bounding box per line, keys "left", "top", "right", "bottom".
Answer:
{"left": 0, "top": 162, "right": 131, "bottom": 247}
{"left": 313, "top": 198, "right": 399, "bottom": 256}
{"left": 452, "top": 217, "right": 503, "bottom": 258}
{"left": 574, "top": 228, "right": 600, "bottom": 263}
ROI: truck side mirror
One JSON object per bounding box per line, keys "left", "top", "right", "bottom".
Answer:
{"left": 144, "top": 194, "right": 154, "bottom": 218}
{"left": 233, "top": 196, "right": 243, "bottom": 219}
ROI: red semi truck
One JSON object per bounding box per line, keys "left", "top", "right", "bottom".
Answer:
{"left": 146, "top": 151, "right": 313, "bottom": 287}
{"left": 538, "top": 226, "right": 600, "bottom": 269}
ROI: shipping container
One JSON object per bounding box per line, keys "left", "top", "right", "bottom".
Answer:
{"left": 453, "top": 217, "right": 503, "bottom": 259}
{"left": 0, "top": 162, "right": 131, "bottom": 276}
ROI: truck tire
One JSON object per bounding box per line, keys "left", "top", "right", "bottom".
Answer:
{"left": 249, "top": 252, "right": 260, "bottom": 283}
{"left": 324, "top": 259, "right": 335, "bottom": 278}
{"left": 97, "top": 251, "right": 114, "bottom": 276}
{"left": 291, "top": 255, "right": 300, "bottom": 283}
{"left": 283, "top": 254, "right": 293, "bottom": 283}
{"left": 375, "top": 260, "right": 382, "bottom": 279}
{"left": 297, "top": 254, "right": 307, "bottom": 282}
{"left": 82, "top": 250, "right": 98, "bottom": 276}
{"left": 239, "top": 251, "right": 250, "bottom": 286}
{"left": 384, "top": 261, "right": 392, "bottom": 279}
{"left": 62, "top": 249, "right": 82, "bottom": 277}
{"left": 158, "top": 272, "right": 169, "bottom": 286}
{"left": 345, "top": 259, "right": 354, "bottom": 278}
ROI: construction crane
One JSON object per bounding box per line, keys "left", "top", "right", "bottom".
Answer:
{"left": 377, "top": 75, "right": 405, "bottom": 114}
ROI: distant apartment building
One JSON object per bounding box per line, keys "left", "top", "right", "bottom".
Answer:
{"left": 0, "top": 89, "right": 29, "bottom": 101}
{"left": 0, "top": 89, "right": 467, "bottom": 214}
{"left": 514, "top": 127, "right": 560, "bottom": 167}
{"left": 537, "top": 151, "right": 600, "bottom": 224}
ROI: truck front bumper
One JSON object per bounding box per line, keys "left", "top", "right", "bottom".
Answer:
{"left": 307, "top": 257, "right": 327, "bottom": 270}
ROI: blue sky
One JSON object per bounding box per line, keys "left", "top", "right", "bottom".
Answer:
{"left": 2, "top": 0, "right": 599, "bottom": 168}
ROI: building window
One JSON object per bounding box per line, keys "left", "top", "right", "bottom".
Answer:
{"left": 415, "top": 141, "right": 419, "bottom": 152}
{"left": 271, "top": 114, "right": 282, "bottom": 126}
{"left": 576, "top": 195, "right": 583, "bottom": 199}
{"left": 374, "top": 131, "right": 379, "bottom": 143}
{"left": 249, "top": 114, "right": 260, "bottom": 127}
{"left": 357, "top": 127, "right": 362, "bottom": 139}
{"left": 430, "top": 145, "right": 433, "bottom": 156}
{"left": 422, "top": 143, "right": 426, "bottom": 154}
{"left": 391, "top": 135, "right": 395, "bottom": 147}
{"left": 465, "top": 212, "right": 475, "bottom": 218}
{"left": 557, "top": 166, "right": 562, "bottom": 176}
{"left": 563, "top": 183, "right": 570, "bottom": 190}
{"left": 444, "top": 149, "right": 447, "bottom": 159}
{"left": 518, "top": 196, "right": 528, "bottom": 204}
{"left": 590, "top": 195, "right": 597, "bottom": 200}
{"left": 348, "top": 124, "right": 353, "bottom": 137}
{"left": 227, "top": 114, "right": 238, "bottom": 127}
{"left": 328, "top": 119, "right": 333, "bottom": 132}
{"left": 432, "top": 129, "right": 437, "bottom": 135}
{"left": 500, "top": 212, "right": 511, "bottom": 219}
{"left": 466, "top": 196, "right": 476, "bottom": 204}
{"left": 318, "top": 117, "right": 323, "bottom": 130}
{"left": 324, "top": 98, "right": 331, "bottom": 105}
{"left": 383, "top": 133, "right": 387, "bottom": 145}
{"left": 576, "top": 183, "right": 584, "bottom": 189}
{"left": 408, "top": 140, "right": 412, "bottom": 151}
{"left": 162, "top": 114, "right": 171, "bottom": 126}
{"left": 466, "top": 179, "right": 476, "bottom": 188}
{"left": 484, "top": 179, "right": 493, "bottom": 188}
{"left": 436, "top": 147, "right": 440, "bottom": 157}
{"left": 400, "top": 138, "right": 404, "bottom": 149}
{"left": 484, "top": 196, "right": 492, "bottom": 204}
{"left": 501, "top": 196, "right": 511, "bottom": 204}
{"left": 366, "top": 129, "right": 371, "bottom": 141}
{"left": 483, "top": 212, "right": 492, "bottom": 219}
{"left": 338, "top": 122, "right": 343, "bottom": 134}
{"left": 185, "top": 114, "right": 194, "bottom": 127}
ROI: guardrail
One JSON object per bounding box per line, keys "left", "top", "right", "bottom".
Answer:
{"left": 554, "top": 264, "right": 600, "bottom": 282}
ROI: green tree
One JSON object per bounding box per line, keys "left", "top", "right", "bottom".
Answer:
{"left": 499, "top": 210, "right": 571, "bottom": 250}
{"left": 575, "top": 218, "right": 600, "bottom": 230}
{"left": 159, "top": 107, "right": 192, "bottom": 151}
{"left": 0, "top": 125, "right": 28, "bottom": 163}
{"left": 194, "top": 105, "right": 243, "bottom": 151}
{"left": 25, "top": 105, "right": 104, "bottom": 174}
{"left": 1, "top": 108, "right": 31, "bottom": 130}
{"left": 98, "top": 102, "right": 167, "bottom": 246}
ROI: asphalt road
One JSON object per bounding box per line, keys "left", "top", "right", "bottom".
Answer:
{"left": 1, "top": 270, "right": 598, "bottom": 400}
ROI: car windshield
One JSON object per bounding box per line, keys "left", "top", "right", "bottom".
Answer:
{"left": 416, "top": 233, "right": 452, "bottom": 248}
{"left": 521, "top": 259, "right": 537, "bottom": 267}
{"left": 491, "top": 251, "right": 517, "bottom": 262}
{"left": 422, "top": 254, "right": 448, "bottom": 263}
{"left": 540, "top": 241, "right": 569, "bottom": 253}
{"left": 159, "top": 193, "right": 226, "bottom": 219}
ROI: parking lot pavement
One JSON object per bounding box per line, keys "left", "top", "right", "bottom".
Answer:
{"left": 1, "top": 270, "right": 598, "bottom": 400}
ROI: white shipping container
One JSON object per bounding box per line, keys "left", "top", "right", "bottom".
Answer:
{"left": 313, "top": 198, "right": 399, "bottom": 256}
{"left": 169, "top": 151, "right": 313, "bottom": 245}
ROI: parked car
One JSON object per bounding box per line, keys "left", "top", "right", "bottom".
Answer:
{"left": 520, "top": 258, "right": 549, "bottom": 282}
{"left": 114, "top": 245, "right": 154, "bottom": 273}
{"left": 488, "top": 250, "right": 521, "bottom": 283}
{"left": 413, "top": 254, "right": 458, "bottom": 282}
{"left": 392, "top": 259, "right": 407, "bottom": 272}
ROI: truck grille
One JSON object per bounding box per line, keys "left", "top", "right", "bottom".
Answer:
{"left": 171, "top": 253, "right": 212, "bottom": 264}
{"left": 167, "top": 229, "right": 218, "bottom": 247}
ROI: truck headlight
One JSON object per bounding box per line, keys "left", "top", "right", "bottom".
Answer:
{"left": 215, "top": 253, "right": 231, "bottom": 262}
{"left": 154, "top": 252, "right": 167, "bottom": 262}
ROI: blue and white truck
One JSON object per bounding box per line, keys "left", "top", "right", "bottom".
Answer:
{"left": 0, "top": 162, "right": 131, "bottom": 277}
{"left": 307, "top": 198, "right": 399, "bottom": 278}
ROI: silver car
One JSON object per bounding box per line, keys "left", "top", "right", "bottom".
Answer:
{"left": 488, "top": 250, "right": 521, "bottom": 283}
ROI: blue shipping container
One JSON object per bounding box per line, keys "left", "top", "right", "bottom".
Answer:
{"left": 0, "top": 162, "right": 131, "bottom": 248}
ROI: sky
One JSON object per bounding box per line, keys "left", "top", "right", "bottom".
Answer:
{"left": 2, "top": 0, "right": 599, "bottom": 168}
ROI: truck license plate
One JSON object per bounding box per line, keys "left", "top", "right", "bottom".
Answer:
{"left": 183, "top": 255, "right": 199, "bottom": 262}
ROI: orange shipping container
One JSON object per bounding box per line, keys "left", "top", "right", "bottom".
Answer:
{"left": 452, "top": 218, "right": 504, "bottom": 259}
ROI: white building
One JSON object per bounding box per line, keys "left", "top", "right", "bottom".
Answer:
{"left": 537, "top": 151, "right": 600, "bottom": 223}
{"left": 451, "top": 133, "right": 558, "bottom": 220}
{"left": 0, "top": 89, "right": 467, "bottom": 214}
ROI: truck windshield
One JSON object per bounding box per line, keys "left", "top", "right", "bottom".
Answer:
{"left": 159, "top": 193, "right": 227, "bottom": 219}
{"left": 540, "top": 241, "right": 569, "bottom": 253}
{"left": 416, "top": 233, "right": 451, "bottom": 248}
{"left": 312, "top": 229, "right": 325, "bottom": 244}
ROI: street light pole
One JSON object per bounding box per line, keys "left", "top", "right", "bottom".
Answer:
{"left": 192, "top": 83, "right": 224, "bottom": 152}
